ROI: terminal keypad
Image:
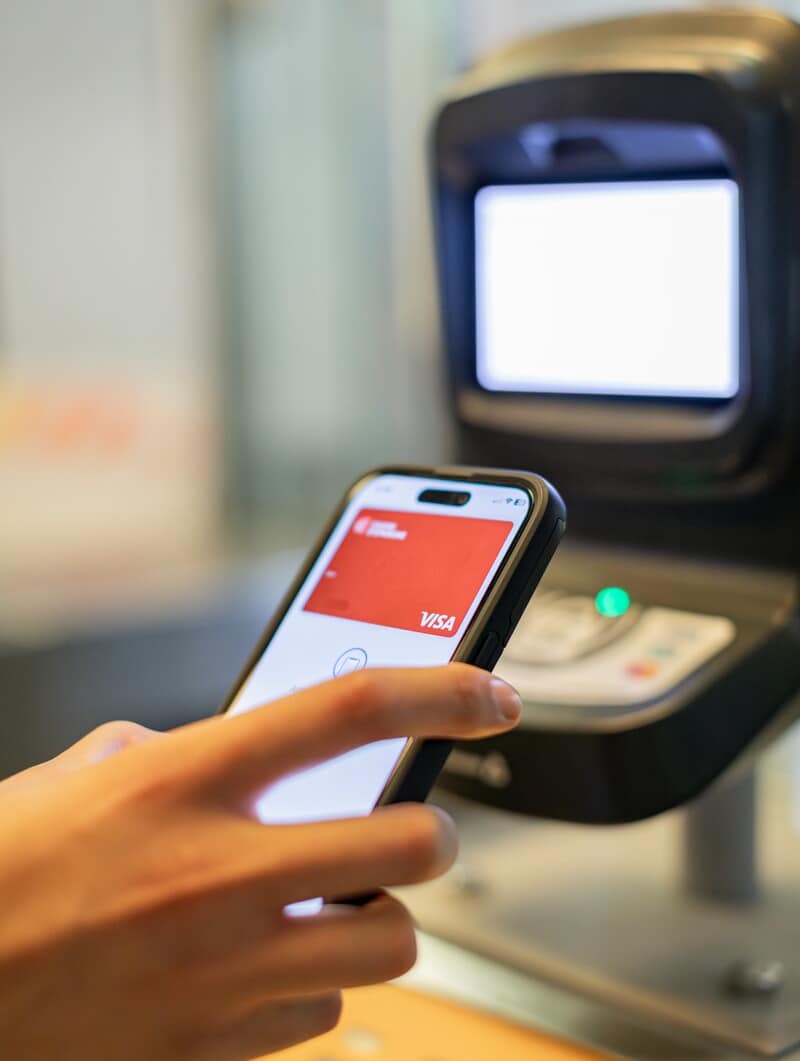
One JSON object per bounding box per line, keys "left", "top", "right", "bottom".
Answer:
{"left": 499, "top": 591, "right": 736, "bottom": 709}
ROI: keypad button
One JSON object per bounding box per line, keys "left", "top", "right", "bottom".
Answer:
{"left": 497, "top": 600, "right": 737, "bottom": 709}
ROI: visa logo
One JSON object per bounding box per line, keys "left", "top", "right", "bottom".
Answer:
{"left": 420, "top": 611, "right": 456, "bottom": 632}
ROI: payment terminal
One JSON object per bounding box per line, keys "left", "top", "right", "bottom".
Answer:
{"left": 395, "top": 14, "right": 800, "bottom": 1058}
{"left": 430, "top": 8, "right": 800, "bottom": 825}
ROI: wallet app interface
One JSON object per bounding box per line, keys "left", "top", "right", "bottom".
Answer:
{"left": 227, "top": 474, "right": 531, "bottom": 828}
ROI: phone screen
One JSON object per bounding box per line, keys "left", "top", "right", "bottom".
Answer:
{"left": 227, "top": 473, "right": 532, "bottom": 829}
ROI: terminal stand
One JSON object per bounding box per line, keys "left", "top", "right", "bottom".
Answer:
{"left": 401, "top": 742, "right": 800, "bottom": 1059}
{"left": 684, "top": 770, "right": 759, "bottom": 908}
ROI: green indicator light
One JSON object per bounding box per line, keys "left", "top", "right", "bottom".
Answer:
{"left": 595, "top": 586, "right": 631, "bottom": 618}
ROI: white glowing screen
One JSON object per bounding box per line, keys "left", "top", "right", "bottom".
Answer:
{"left": 475, "top": 179, "right": 739, "bottom": 399}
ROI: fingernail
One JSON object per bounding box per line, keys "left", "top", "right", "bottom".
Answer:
{"left": 489, "top": 677, "right": 523, "bottom": 721}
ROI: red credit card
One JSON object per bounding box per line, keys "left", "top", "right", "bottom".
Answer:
{"left": 303, "top": 508, "right": 514, "bottom": 636}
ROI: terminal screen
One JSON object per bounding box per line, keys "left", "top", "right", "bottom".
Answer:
{"left": 474, "top": 178, "right": 739, "bottom": 400}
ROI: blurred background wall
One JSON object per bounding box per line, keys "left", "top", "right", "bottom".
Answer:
{"left": 2, "top": 0, "right": 797, "bottom": 584}
{"left": 0, "top": 0, "right": 220, "bottom": 588}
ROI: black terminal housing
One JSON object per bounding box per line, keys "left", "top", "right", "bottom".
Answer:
{"left": 433, "top": 10, "right": 800, "bottom": 822}
{"left": 434, "top": 8, "right": 800, "bottom": 569}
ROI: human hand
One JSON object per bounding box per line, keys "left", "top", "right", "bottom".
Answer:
{"left": 0, "top": 719, "right": 158, "bottom": 794}
{"left": 0, "top": 664, "right": 521, "bottom": 1061}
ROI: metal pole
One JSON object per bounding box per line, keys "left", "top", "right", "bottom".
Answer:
{"left": 683, "top": 769, "right": 759, "bottom": 905}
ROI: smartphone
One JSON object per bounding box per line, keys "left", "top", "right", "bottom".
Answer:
{"left": 221, "top": 466, "right": 564, "bottom": 830}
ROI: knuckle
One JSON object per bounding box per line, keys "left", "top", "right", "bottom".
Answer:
{"left": 333, "top": 671, "right": 389, "bottom": 732}
{"left": 181, "top": 739, "right": 237, "bottom": 793}
{"left": 376, "top": 907, "right": 417, "bottom": 979}
{"left": 168, "top": 719, "right": 250, "bottom": 796}
{"left": 111, "top": 753, "right": 186, "bottom": 810}
{"left": 93, "top": 720, "right": 143, "bottom": 748}
{"left": 451, "top": 665, "right": 485, "bottom": 721}
{"left": 307, "top": 993, "right": 343, "bottom": 1036}
{"left": 402, "top": 807, "right": 453, "bottom": 879}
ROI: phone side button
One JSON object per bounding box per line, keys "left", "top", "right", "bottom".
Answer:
{"left": 474, "top": 632, "right": 502, "bottom": 670}
{"left": 509, "top": 517, "right": 565, "bottom": 630}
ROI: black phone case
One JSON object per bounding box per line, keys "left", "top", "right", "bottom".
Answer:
{"left": 375, "top": 466, "right": 565, "bottom": 808}
{"left": 219, "top": 464, "right": 566, "bottom": 807}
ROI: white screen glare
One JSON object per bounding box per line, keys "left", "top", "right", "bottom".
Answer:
{"left": 475, "top": 179, "right": 740, "bottom": 399}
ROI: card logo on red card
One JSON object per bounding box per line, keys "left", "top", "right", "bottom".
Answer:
{"left": 352, "top": 515, "right": 407, "bottom": 540}
{"left": 420, "top": 611, "right": 457, "bottom": 632}
{"left": 303, "top": 508, "right": 514, "bottom": 636}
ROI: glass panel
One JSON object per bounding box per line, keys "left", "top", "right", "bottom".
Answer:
{"left": 216, "top": 0, "right": 459, "bottom": 546}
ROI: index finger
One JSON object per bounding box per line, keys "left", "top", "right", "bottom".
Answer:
{"left": 189, "top": 664, "right": 521, "bottom": 800}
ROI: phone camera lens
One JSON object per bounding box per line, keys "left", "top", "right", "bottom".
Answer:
{"left": 418, "top": 489, "right": 471, "bottom": 507}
